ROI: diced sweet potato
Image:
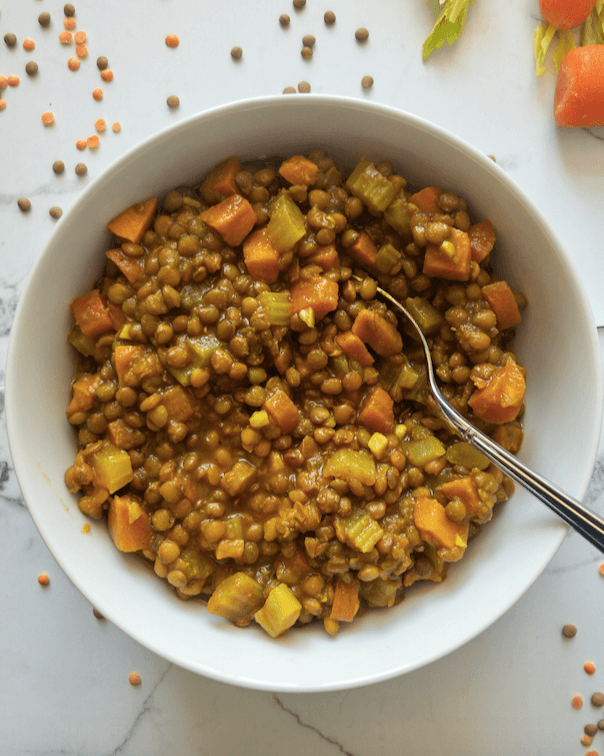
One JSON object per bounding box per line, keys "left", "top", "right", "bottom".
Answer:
{"left": 278, "top": 155, "right": 319, "bottom": 186}
{"left": 440, "top": 477, "right": 482, "bottom": 518}
{"left": 358, "top": 386, "right": 394, "bottom": 435}
{"left": 409, "top": 187, "right": 443, "bottom": 214}
{"left": 335, "top": 330, "right": 375, "bottom": 366}
{"left": 468, "top": 219, "right": 496, "bottom": 263}
{"left": 200, "top": 194, "right": 257, "bottom": 247}
{"left": 330, "top": 578, "right": 360, "bottom": 622}
{"left": 91, "top": 443, "right": 134, "bottom": 493}
{"left": 306, "top": 243, "right": 339, "bottom": 270}
{"left": 351, "top": 308, "right": 402, "bottom": 358}
{"left": 70, "top": 289, "right": 114, "bottom": 339}
{"left": 107, "top": 197, "right": 157, "bottom": 244}
{"left": 290, "top": 276, "right": 339, "bottom": 322}
{"left": 243, "top": 228, "right": 280, "bottom": 284}
{"left": 468, "top": 361, "right": 526, "bottom": 424}
{"left": 108, "top": 494, "right": 152, "bottom": 552}
{"left": 348, "top": 231, "right": 378, "bottom": 267}
{"left": 200, "top": 156, "right": 240, "bottom": 200}
{"left": 413, "top": 497, "right": 468, "bottom": 553}
{"left": 106, "top": 248, "right": 145, "bottom": 284}
{"left": 481, "top": 280, "right": 522, "bottom": 331}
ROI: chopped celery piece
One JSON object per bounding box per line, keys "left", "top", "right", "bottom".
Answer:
{"left": 91, "top": 442, "right": 133, "bottom": 493}
{"left": 267, "top": 192, "right": 307, "bottom": 252}
{"left": 339, "top": 509, "right": 384, "bottom": 553}
{"left": 255, "top": 583, "right": 302, "bottom": 637}
{"left": 374, "top": 243, "right": 402, "bottom": 275}
{"left": 215, "top": 539, "right": 245, "bottom": 560}
{"left": 445, "top": 442, "right": 489, "bottom": 471}
{"left": 180, "top": 549, "right": 214, "bottom": 580}
{"left": 168, "top": 335, "right": 221, "bottom": 386}
{"left": 68, "top": 325, "right": 96, "bottom": 357}
{"left": 221, "top": 461, "right": 258, "bottom": 498}
{"left": 407, "top": 436, "right": 446, "bottom": 468}
{"left": 117, "top": 324, "right": 138, "bottom": 340}
{"left": 384, "top": 196, "right": 413, "bottom": 237}
{"left": 396, "top": 357, "right": 420, "bottom": 390}
{"left": 323, "top": 449, "right": 377, "bottom": 486}
{"left": 225, "top": 514, "right": 244, "bottom": 540}
{"left": 258, "top": 291, "right": 292, "bottom": 326}
{"left": 361, "top": 577, "right": 400, "bottom": 608}
{"left": 167, "top": 365, "right": 192, "bottom": 387}
{"left": 332, "top": 354, "right": 349, "bottom": 378}
{"left": 368, "top": 432, "right": 388, "bottom": 459}
{"left": 346, "top": 160, "right": 396, "bottom": 214}
{"left": 208, "top": 572, "right": 264, "bottom": 623}
{"left": 378, "top": 361, "right": 401, "bottom": 391}
{"left": 405, "top": 296, "right": 445, "bottom": 336}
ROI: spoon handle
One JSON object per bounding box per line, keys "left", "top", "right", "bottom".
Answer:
{"left": 431, "top": 389, "right": 604, "bottom": 554}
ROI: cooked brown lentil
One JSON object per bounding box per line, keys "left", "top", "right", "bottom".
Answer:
{"left": 362, "top": 76, "right": 374, "bottom": 89}
{"left": 355, "top": 27, "right": 369, "bottom": 42}
{"left": 298, "top": 81, "right": 311, "bottom": 93}
{"left": 49, "top": 206, "right": 63, "bottom": 219}
{"left": 64, "top": 3, "right": 76, "bottom": 17}
{"left": 17, "top": 198, "right": 31, "bottom": 212}
{"left": 279, "top": 14, "right": 291, "bottom": 27}
{"left": 65, "top": 150, "right": 525, "bottom": 638}
{"left": 39, "top": 13, "right": 52, "bottom": 27}
{"left": 25, "top": 61, "right": 39, "bottom": 76}
{"left": 563, "top": 624, "right": 577, "bottom": 638}
{"left": 53, "top": 160, "right": 65, "bottom": 174}
{"left": 75, "top": 163, "right": 88, "bottom": 176}
{"left": 324, "top": 11, "right": 336, "bottom": 25}
{"left": 167, "top": 95, "right": 180, "bottom": 108}
{"left": 231, "top": 46, "right": 243, "bottom": 60}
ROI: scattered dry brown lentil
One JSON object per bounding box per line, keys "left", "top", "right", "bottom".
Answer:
{"left": 324, "top": 10, "right": 336, "bottom": 24}
{"left": 128, "top": 672, "right": 141, "bottom": 685}
{"left": 7, "top": 75, "right": 20, "bottom": 87}
{"left": 585, "top": 724, "right": 598, "bottom": 736}
{"left": 0, "top": 76, "right": 7, "bottom": 89}
{"left": 37, "top": 572, "right": 49, "bottom": 584}
{"left": 100, "top": 69, "right": 114, "bottom": 82}
{"left": 23, "top": 38, "right": 36, "bottom": 51}
{"left": 76, "top": 138, "right": 87, "bottom": 150}
{"left": 92, "top": 87, "right": 103, "bottom": 100}
{"left": 68, "top": 57, "right": 80, "bottom": 71}
{"left": 87, "top": 135, "right": 100, "bottom": 149}
{"left": 279, "top": 14, "right": 290, "bottom": 26}
{"left": 563, "top": 624, "right": 577, "bottom": 638}
{"left": 53, "top": 160, "right": 65, "bottom": 174}
{"left": 166, "top": 95, "right": 180, "bottom": 108}
{"left": 4, "top": 33, "right": 17, "bottom": 48}
{"left": 95, "top": 118, "right": 106, "bottom": 131}
{"left": 64, "top": 4, "right": 76, "bottom": 17}
{"left": 583, "top": 735, "right": 595, "bottom": 747}
{"left": 18, "top": 198, "right": 31, "bottom": 212}
{"left": 165, "top": 33, "right": 179, "bottom": 48}
{"left": 49, "top": 206, "right": 63, "bottom": 219}
{"left": 361, "top": 75, "right": 374, "bottom": 89}
{"left": 585, "top": 662, "right": 597, "bottom": 675}
{"left": 38, "top": 12, "right": 51, "bottom": 27}
{"left": 298, "top": 80, "right": 311, "bottom": 93}
{"left": 59, "top": 31, "right": 73, "bottom": 44}
{"left": 63, "top": 18, "right": 76, "bottom": 30}
{"left": 301, "top": 46, "right": 313, "bottom": 59}
{"left": 92, "top": 607, "right": 104, "bottom": 619}
{"left": 74, "top": 30, "right": 87, "bottom": 44}
{"left": 231, "top": 46, "right": 243, "bottom": 60}
{"left": 293, "top": 0, "right": 306, "bottom": 8}
{"left": 598, "top": 719, "right": 604, "bottom": 729}
{"left": 592, "top": 692, "right": 604, "bottom": 707}
{"left": 41, "top": 111, "right": 55, "bottom": 126}
{"left": 26, "top": 61, "right": 39, "bottom": 76}
{"left": 76, "top": 44, "right": 87, "bottom": 57}
{"left": 0, "top": 99, "right": 6, "bottom": 111}
{"left": 302, "top": 34, "right": 316, "bottom": 47}
{"left": 75, "top": 162, "right": 87, "bottom": 175}
{"left": 112, "top": 121, "right": 121, "bottom": 132}
{"left": 96, "top": 55, "right": 108, "bottom": 70}
{"left": 283, "top": 86, "right": 296, "bottom": 94}
{"left": 355, "top": 27, "right": 369, "bottom": 42}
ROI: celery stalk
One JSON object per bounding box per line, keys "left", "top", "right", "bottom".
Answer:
{"left": 221, "top": 461, "right": 258, "bottom": 498}
{"left": 374, "top": 243, "right": 402, "bottom": 275}
{"left": 323, "top": 449, "right": 377, "bottom": 486}
{"left": 346, "top": 161, "right": 397, "bottom": 214}
{"left": 267, "top": 193, "right": 307, "bottom": 252}
{"left": 207, "top": 572, "right": 264, "bottom": 623}
{"left": 180, "top": 549, "right": 215, "bottom": 581}
{"left": 445, "top": 442, "right": 489, "bottom": 471}
{"left": 258, "top": 291, "right": 292, "bottom": 326}
{"left": 384, "top": 197, "right": 413, "bottom": 237}
{"left": 405, "top": 297, "right": 445, "bottom": 336}
{"left": 339, "top": 509, "right": 384, "bottom": 553}
{"left": 68, "top": 326, "right": 96, "bottom": 357}
{"left": 407, "top": 437, "right": 446, "bottom": 468}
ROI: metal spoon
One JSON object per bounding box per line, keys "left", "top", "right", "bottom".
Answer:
{"left": 360, "top": 278, "right": 604, "bottom": 554}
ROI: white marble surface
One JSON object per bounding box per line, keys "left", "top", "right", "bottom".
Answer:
{"left": 1, "top": 1, "right": 604, "bottom": 754}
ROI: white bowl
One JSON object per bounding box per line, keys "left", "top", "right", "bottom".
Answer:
{"left": 6, "top": 96, "right": 602, "bottom": 692}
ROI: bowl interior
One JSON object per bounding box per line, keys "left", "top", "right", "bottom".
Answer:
{"left": 6, "top": 96, "right": 602, "bottom": 692}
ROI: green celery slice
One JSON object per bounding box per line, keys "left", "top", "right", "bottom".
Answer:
{"left": 346, "top": 161, "right": 397, "bottom": 214}
{"left": 258, "top": 291, "right": 292, "bottom": 326}
{"left": 267, "top": 192, "right": 307, "bottom": 252}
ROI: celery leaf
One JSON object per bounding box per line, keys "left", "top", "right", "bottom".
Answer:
{"left": 582, "top": 2, "right": 604, "bottom": 46}
{"left": 554, "top": 31, "right": 575, "bottom": 72}
{"left": 533, "top": 22, "right": 557, "bottom": 76}
{"left": 422, "top": 0, "right": 476, "bottom": 62}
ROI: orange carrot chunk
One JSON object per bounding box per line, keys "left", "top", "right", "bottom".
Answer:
{"left": 199, "top": 194, "right": 257, "bottom": 247}
{"left": 105, "top": 248, "right": 145, "bottom": 284}
{"left": 264, "top": 389, "right": 301, "bottom": 433}
{"left": 162, "top": 385, "right": 195, "bottom": 422}
{"left": 351, "top": 308, "right": 402, "bottom": 358}
{"left": 409, "top": 186, "right": 443, "bottom": 214}
{"left": 68, "top": 374, "right": 102, "bottom": 414}
{"left": 242, "top": 228, "right": 280, "bottom": 284}
{"left": 290, "top": 276, "right": 339, "bottom": 321}
{"left": 335, "top": 330, "right": 375, "bottom": 366}
{"left": 554, "top": 46, "right": 604, "bottom": 128}
{"left": 440, "top": 477, "right": 482, "bottom": 517}
{"left": 413, "top": 497, "right": 468, "bottom": 553}
{"left": 200, "top": 156, "right": 241, "bottom": 200}
{"left": 358, "top": 386, "right": 394, "bottom": 435}
{"left": 70, "top": 289, "right": 114, "bottom": 339}
{"left": 306, "top": 243, "right": 340, "bottom": 270}
{"left": 278, "top": 155, "right": 319, "bottom": 186}
{"left": 468, "top": 361, "right": 526, "bottom": 424}
{"left": 468, "top": 219, "right": 496, "bottom": 263}
{"left": 481, "top": 280, "right": 522, "bottom": 330}
{"left": 423, "top": 228, "right": 471, "bottom": 281}
{"left": 540, "top": 0, "right": 594, "bottom": 30}
{"left": 348, "top": 231, "right": 378, "bottom": 267}
{"left": 113, "top": 345, "right": 145, "bottom": 387}
{"left": 330, "top": 578, "right": 360, "bottom": 622}
{"left": 107, "top": 197, "right": 157, "bottom": 244}
{"left": 108, "top": 494, "right": 153, "bottom": 553}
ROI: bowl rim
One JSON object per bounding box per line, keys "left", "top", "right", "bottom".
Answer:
{"left": 6, "top": 94, "right": 603, "bottom": 692}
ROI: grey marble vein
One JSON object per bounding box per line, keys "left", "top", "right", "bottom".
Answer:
{"left": 273, "top": 695, "right": 355, "bottom": 756}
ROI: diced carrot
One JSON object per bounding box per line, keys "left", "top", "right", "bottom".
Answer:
{"left": 68, "top": 374, "right": 102, "bottom": 414}
{"left": 162, "top": 385, "right": 195, "bottom": 422}
{"left": 351, "top": 308, "right": 402, "bottom": 358}
{"left": 264, "top": 389, "right": 300, "bottom": 433}
{"left": 413, "top": 497, "right": 468, "bottom": 553}
{"left": 200, "top": 155, "right": 240, "bottom": 199}
{"left": 70, "top": 289, "right": 115, "bottom": 339}
{"left": 242, "top": 228, "right": 280, "bottom": 283}
{"left": 108, "top": 494, "right": 152, "bottom": 552}
{"left": 468, "top": 361, "right": 526, "bottom": 424}
{"left": 554, "top": 45, "right": 604, "bottom": 127}
{"left": 306, "top": 243, "right": 339, "bottom": 270}
{"left": 107, "top": 197, "right": 157, "bottom": 244}
{"left": 277, "top": 549, "right": 312, "bottom": 584}
{"left": 335, "top": 330, "right": 375, "bottom": 366}
{"left": 278, "top": 155, "right": 319, "bottom": 186}
{"left": 347, "top": 231, "right": 378, "bottom": 267}
{"left": 113, "top": 345, "right": 145, "bottom": 387}
{"left": 409, "top": 186, "right": 443, "bottom": 214}
{"left": 440, "top": 477, "right": 482, "bottom": 517}
{"left": 330, "top": 578, "right": 360, "bottom": 622}
{"left": 481, "top": 280, "right": 522, "bottom": 330}
{"left": 423, "top": 228, "right": 471, "bottom": 282}
{"left": 540, "top": 0, "right": 594, "bottom": 30}
{"left": 468, "top": 219, "right": 496, "bottom": 263}
{"left": 199, "top": 194, "right": 257, "bottom": 247}
{"left": 107, "top": 419, "right": 138, "bottom": 450}
{"left": 107, "top": 302, "right": 127, "bottom": 331}
{"left": 358, "top": 385, "right": 394, "bottom": 435}
{"left": 290, "top": 276, "right": 339, "bottom": 321}
{"left": 105, "top": 248, "right": 145, "bottom": 284}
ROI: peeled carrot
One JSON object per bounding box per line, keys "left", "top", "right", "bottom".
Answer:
{"left": 413, "top": 497, "right": 468, "bottom": 553}
{"left": 70, "top": 289, "right": 114, "bottom": 339}
{"left": 105, "top": 248, "right": 145, "bottom": 284}
{"left": 348, "top": 231, "right": 378, "bottom": 267}
{"left": 554, "top": 45, "right": 604, "bottom": 127}
{"left": 200, "top": 155, "right": 240, "bottom": 200}
{"left": 539, "top": 0, "right": 594, "bottom": 30}
{"left": 306, "top": 243, "right": 339, "bottom": 270}
{"left": 242, "top": 228, "right": 281, "bottom": 283}
{"left": 278, "top": 155, "right": 319, "bottom": 186}
{"left": 468, "top": 361, "right": 526, "bottom": 424}
{"left": 290, "top": 276, "right": 339, "bottom": 321}
{"left": 352, "top": 308, "right": 403, "bottom": 358}
{"left": 481, "top": 280, "right": 522, "bottom": 330}
{"left": 468, "top": 219, "right": 496, "bottom": 263}
{"left": 107, "top": 197, "right": 157, "bottom": 243}
{"left": 335, "top": 330, "right": 375, "bottom": 366}
{"left": 409, "top": 186, "right": 443, "bottom": 214}
{"left": 440, "top": 477, "right": 482, "bottom": 517}
{"left": 358, "top": 386, "right": 394, "bottom": 435}
{"left": 423, "top": 228, "right": 471, "bottom": 282}
{"left": 200, "top": 194, "right": 257, "bottom": 247}
{"left": 264, "top": 389, "right": 300, "bottom": 433}
{"left": 330, "top": 579, "right": 360, "bottom": 622}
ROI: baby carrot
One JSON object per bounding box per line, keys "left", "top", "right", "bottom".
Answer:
{"left": 554, "top": 45, "right": 604, "bottom": 127}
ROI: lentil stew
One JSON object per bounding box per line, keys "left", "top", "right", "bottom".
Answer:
{"left": 65, "top": 150, "right": 527, "bottom": 638}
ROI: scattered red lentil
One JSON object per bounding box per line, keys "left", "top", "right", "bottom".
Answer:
{"left": 324, "top": 10, "right": 336, "bottom": 25}
{"left": 74, "top": 30, "right": 87, "bottom": 44}
{"left": 38, "top": 573, "right": 49, "bottom": 585}
{"left": 7, "top": 75, "right": 20, "bottom": 87}
{"left": 573, "top": 695, "right": 584, "bottom": 709}
{"left": 18, "top": 198, "right": 31, "bottom": 212}
{"left": 293, "top": 0, "right": 306, "bottom": 8}
{"left": 92, "top": 607, "right": 104, "bottom": 619}
{"left": 38, "top": 12, "right": 51, "bottom": 27}
{"left": 76, "top": 138, "right": 87, "bottom": 150}
{"left": 279, "top": 14, "right": 290, "bottom": 26}
{"left": 0, "top": 75, "right": 8, "bottom": 89}
{"left": 100, "top": 69, "right": 114, "bottom": 82}
{"left": 59, "top": 31, "right": 73, "bottom": 44}
{"left": 585, "top": 662, "right": 597, "bottom": 675}
{"left": 282, "top": 86, "right": 296, "bottom": 94}
{"left": 4, "top": 33, "right": 17, "bottom": 48}
{"left": 298, "top": 80, "right": 311, "bottom": 93}
{"left": 23, "top": 38, "right": 36, "bottom": 51}
{"left": 165, "top": 33, "right": 179, "bottom": 48}
{"left": 231, "top": 46, "right": 243, "bottom": 60}
{"left": 64, "top": 4, "right": 76, "bottom": 17}
{"left": 0, "top": 99, "right": 6, "bottom": 111}
{"left": 599, "top": 563, "right": 604, "bottom": 575}
{"left": 26, "top": 61, "right": 39, "bottom": 76}
{"left": 92, "top": 87, "right": 103, "bottom": 100}
{"left": 41, "top": 111, "right": 55, "bottom": 126}
{"left": 583, "top": 735, "right": 595, "bottom": 747}
{"left": 81, "top": 521, "right": 90, "bottom": 530}
{"left": 87, "top": 135, "right": 100, "bottom": 149}
{"left": 53, "top": 160, "right": 65, "bottom": 174}
{"left": 563, "top": 624, "right": 577, "bottom": 638}
{"left": 49, "top": 206, "right": 63, "bottom": 219}
{"left": 585, "top": 751, "right": 599, "bottom": 756}
{"left": 166, "top": 95, "right": 180, "bottom": 108}
{"left": 112, "top": 121, "right": 121, "bottom": 132}
{"left": 95, "top": 118, "right": 106, "bottom": 132}
{"left": 301, "top": 46, "right": 313, "bottom": 59}
{"left": 75, "top": 43, "right": 87, "bottom": 57}
{"left": 68, "top": 56, "right": 80, "bottom": 71}
{"left": 361, "top": 75, "right": 374, "bottom": 89}
{"left": 592, "top": 692, "right": 604, "bottom": 707}
{"left": 63, "top": 18, "right": 76, "bottom": 30}
{"left": 128, "top": 672, "right": 141, "bottom": 685}
{"left": 355, "top": 27, "right": 370, "bottom": 42}
{"left": 586, "top": 724, "right": 598, "bottom": 736}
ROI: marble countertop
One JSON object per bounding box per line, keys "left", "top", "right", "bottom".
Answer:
{"left": 1, "top": 1, "right": 604, "bottom": 754}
